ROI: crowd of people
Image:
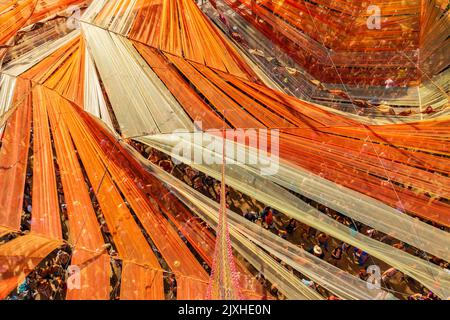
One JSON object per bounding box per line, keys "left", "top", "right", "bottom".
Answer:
{"left": 201, "top": 2, "right": 448, "bottom": 119}
{"left": 131, "top": 141, "right": 445, "bottom": 300}
{"left": 7, "top": 246, "right": 71, "bottom": 300}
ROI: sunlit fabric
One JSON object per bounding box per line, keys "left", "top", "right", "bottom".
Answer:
{"left": 0, "top": 233, "right": 63, "bottom": 299}
{"left": 0, "top": 79, "right": 30, "bottom": 229}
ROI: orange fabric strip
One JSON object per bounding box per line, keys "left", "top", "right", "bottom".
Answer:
{"left": 0, "top": 79, "right": 31, "bottom": 230}
{"left": 46, "top": 90, "right": 110, "bottom": 299}
{"left": 0, "top": 233, "right": 62, "bottom": 299}
{"left": 56, "top": 93, "right": 164, "bottom": 299}
{"left": 31, "top": 86, "right": 62, "bottom": 239}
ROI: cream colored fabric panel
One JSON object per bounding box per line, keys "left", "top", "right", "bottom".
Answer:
{"left": 138, "top": 134, "right": 450, "bottom": 299}
{"left": 0, "top": 74, "right": 16, "bottom": 119}
{"left": 113, "top": 35, "right": 193, "bottom": 132}
{"left": 83, "top": 46, "right": 114, "bottom": 131}
{"left": 82, "top": 23, "right": 193, "bottom": 137}
{"left": 419, "top": 69, "right": 449, "bottom": 111}
{"left": 108, "top": 0, "right": 139, "bottom": 35}
{"left": 82, "top": 23, "right": 158, "bottom": 136}
{"left": 80, "top": 0, "right": 107, "bottom": 22}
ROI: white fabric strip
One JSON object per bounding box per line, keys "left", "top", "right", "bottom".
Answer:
{"left": 82, "top": 23, "right": 193, "bottom": 137}
{"left": 108, "top": 0, "right": 139, "bottom": 35}
{"left": 80, "top": 0, "right": 107, "bottom": 23}
{"left": 0, "top": 74, "right": 17, "bottom": 119}
{"left": 83, "top": 46, "right": 114, "bottom": 131}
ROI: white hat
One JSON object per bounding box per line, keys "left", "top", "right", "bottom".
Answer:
{"left": 314, "top": 245, "right": 323, "bottom": 255}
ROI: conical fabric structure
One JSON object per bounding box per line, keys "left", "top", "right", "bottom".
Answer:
{"left": 206, "top": 127, "right": 242, "bottom": 300}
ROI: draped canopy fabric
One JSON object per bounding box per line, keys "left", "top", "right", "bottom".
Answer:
{"left": 81, "top": 0, "right": 256, "bottom": 79}
{"left": 0, "top": 0, "right": 449, "bottom": 300}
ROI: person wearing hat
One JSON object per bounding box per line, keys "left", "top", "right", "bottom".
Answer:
{"left": 317, "top": 233, "right": 329, "bottom": 252}
{"left": 313, "top": 245, "right": 325, "bottom": 259}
